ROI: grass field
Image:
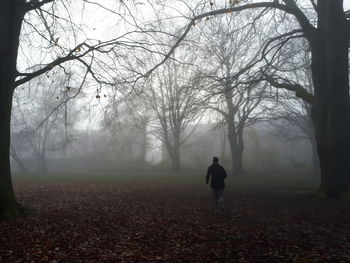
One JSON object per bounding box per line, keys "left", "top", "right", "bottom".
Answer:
{"left": 0, "top": 173, "right": 349, "bottom": 262}
{"left": 13, "top": 171, "right": 320, "bottom": 188}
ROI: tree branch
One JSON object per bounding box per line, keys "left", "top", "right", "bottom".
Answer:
{"left": 23, "top": 0, "right": 54, "bottom": 12}
{"left": 309, "top": 0, "right": 318, "bottom": 13}
{"left": 34, "top": 57, "right": 92, "bottom": 131}
{"left": 143, "top": 1, "right": 314, "bottom": 84}
{"left": 263, "top": 73, "right": 314, "bottom": 104}
{"left": 15, "top": 42, "right": 99, "bottom": 87}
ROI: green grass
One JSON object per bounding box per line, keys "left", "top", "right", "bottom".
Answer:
{"left": 12, "top": 171, "right": 320, "bottom": 191}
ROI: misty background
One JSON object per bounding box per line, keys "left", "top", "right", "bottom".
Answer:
{"left": 11, "top": 0, "right": 338, "bottom": 177}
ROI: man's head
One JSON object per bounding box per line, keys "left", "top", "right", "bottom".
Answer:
{"left": 213, "top": 156, "right": 219, "bottom": 164}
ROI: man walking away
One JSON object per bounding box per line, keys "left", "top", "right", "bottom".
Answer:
{"left": 206, "top": 156, "right": 227, "bottom": 214}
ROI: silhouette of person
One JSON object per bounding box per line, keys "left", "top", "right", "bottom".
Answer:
{"left": 206, "top": 156, "right": 227, "bottom": 214}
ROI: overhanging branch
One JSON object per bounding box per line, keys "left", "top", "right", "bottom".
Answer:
{"left": 23, "top": 0, "right": 54, "bottom": 11}
{"left": 263, "top": 73, "right": 314, "bottom": 104}
{"left": 142, "top": 1, "right": 314, "bottom": 83}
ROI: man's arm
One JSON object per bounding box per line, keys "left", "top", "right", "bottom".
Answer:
{"left": 206, "top": 167, "right": 210, "bottom": 184}
{"left": 222, "top": 167, "right": 227, "bottom": 178}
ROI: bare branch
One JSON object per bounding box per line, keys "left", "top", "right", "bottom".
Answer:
{"left": 262, "top": 73, "right": 314, "bottom": 104}
{"left": 23, "top": 0, "right": 54, "bottom": 11}
{"left": 141, "top": 1, "right": 314, "bottom": 85}
{"left": 34, "top": 57, "right": 92, "bottom": 131}
{"left": 309, "top": 0, "right": 318, "bottom": 12}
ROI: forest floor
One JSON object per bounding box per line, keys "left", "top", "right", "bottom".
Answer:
{"left": 1, "top": 173, "right": 350, "bottom": 263}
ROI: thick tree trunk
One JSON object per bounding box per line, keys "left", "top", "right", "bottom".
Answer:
{"left": 0, "top": 1, "right": 26, "bottom": 218}
{"left": 170, "top": 137, "right": 181, "bottom": 172}
{"left": 311, "top": 0, "right": 350, "bottom": 197}
{"left": 231, "top": 147, "right": 245, "bottom": 176}
{"left": 236, "top": 127, "right": 246, "bottom": 175}
{"left": 227, "top": 123, "right": 245, "bottom": 176}
{"left": 310, "top": 43, "right": 328, "bottom": 193}
{"left": 310, "top": 136, "right": 320, "bottom": 176}
{"left": 322, "top": 1, "right": 350, "bottom": 196}
{"left": 171, "top": 147, "right": 181, "bottom": 172}
{"left": 0, "top": 89, "right": 24, "bottom": 219}
{"left": 164, "top": 139, "right": 181, "bottom": 172}
{"left": 305, "top": 108, "right": 320, "bottom": 176}
{"left": 224, "top": 83, "right": 246, "bottom": 176}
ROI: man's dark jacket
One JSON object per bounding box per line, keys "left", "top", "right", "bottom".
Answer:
{"left": 206, "top": 163, "right": 227, "bottom": 188}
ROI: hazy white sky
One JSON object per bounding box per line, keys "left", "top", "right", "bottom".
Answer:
{"left": 16, "top": 0, "right": 350, "bottom": 132}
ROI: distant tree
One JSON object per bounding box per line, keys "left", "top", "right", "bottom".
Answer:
{"left": 267, "top": 44, "right": 320, "bottom": 175}
{"left": 124, "top": 95, "right": 153, "bottom": 167}
{"left": 145, "top": 58, "right": 205, "bottom": 172}
{"left": 101, "top": 94, "right": 151, "bottom": 168}
{"left": 199, "top": 13, "right": 268, "bottom": 176}
{"left": 155, "top": 0, "right": 350, "bottom": 196}
{"left": 11, "top": 69, "right": 81, "bottom": 173}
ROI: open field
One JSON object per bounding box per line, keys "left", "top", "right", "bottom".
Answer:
{"left": 1, "top": 174, "right": 349, "bottom": 262}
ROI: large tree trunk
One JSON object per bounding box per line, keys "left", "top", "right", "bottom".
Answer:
{"left": 224, "top": 84, "right": 246, "bottom": 176}
{"left": 171, "top": 147, "right": 181, "bottom": 172}
{"left": 227, "top": 122, "right": 245, "bottom": 176}
{"left": 0, "top": 1, "right": 26, "bottom": 219}
{"left": 164, "top": 138, "right": 181, "bottom": 172}
{"left": 323, "top": 0, "right": 350, "bottom": 196}
{"left": 236, "top": 126, "right": 246, "bottom": 175}
{"left": 307, "top": 110, "right": 320, "bottom": 176}
{"left": 310, "top": 136, "right": 320, "bottom": 176}
{"left": 170, "top": 137, "right": 181, "bottom": 172}
{"left": 311, "top": 0, "right": 350, "bottom": 197}
{"left": 310, "top": 40, "right": 328, "bottom": 193}
{"left": 0, "top": 89, "right": 24, "bottom": 219}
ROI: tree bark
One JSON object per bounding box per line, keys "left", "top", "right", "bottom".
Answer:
{"left": 170, "top": 135, "right": 181, "bottom": 172}
{"left": 306, "top": 110, "right": 320, "bottom": 176}
{"left": 163, "top": 134, "right": 181, "bottom": 173}
{"left": 310, "top": 136, "right": 320, "bottom": 176}
{"left": 323, "top": 0, "right": 350, "bottom": 196}
{"left": 0, "top": 1, "right": 26, "bottom": 219}
{"left": 171, "top": 146, "right": 181, "bottom": 172}
{"left": 311, "top": 0, "right": 350, "bottom": 197}
{"left": 227, "top": 121, "right": 245, "bottom": 176}
{"left": 224, "top": 83, "right": 246, "bottom": 176}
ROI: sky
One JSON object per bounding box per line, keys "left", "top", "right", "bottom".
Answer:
{"left": 15, "top": 0, "right": 350, "bottom": 134}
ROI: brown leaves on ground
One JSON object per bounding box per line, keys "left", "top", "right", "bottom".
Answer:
{"left": 0, "top": 182, "right": 350, "bottom": 263}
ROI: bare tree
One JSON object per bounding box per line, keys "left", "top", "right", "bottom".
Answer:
{"left": 197, "top": 13, "right": 268, "bottom": 176}
{"left": 150, "top": 0, "right": 350, "bottom": 196}
{"left": 145, "top": 58, "right": 205, "bottom": 172}
{"left": 11, "top": 68, "right": 81, "bottom": 174}
{"left": 266, "top": 42, "right": 320, "bottom": 175}
{"left": 101, "top": 93, "right": 151, "bottom": 168}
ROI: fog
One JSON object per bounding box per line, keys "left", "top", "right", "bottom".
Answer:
{"left": 10, "top": 0, "right": 331, "bottom": 178}
{"left": 2, "top": 1, "right": 350, "bottom": 262}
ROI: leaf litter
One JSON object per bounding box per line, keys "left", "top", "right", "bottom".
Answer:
{"left": 0, "top": 182, "right": 349, "bottom": 263}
